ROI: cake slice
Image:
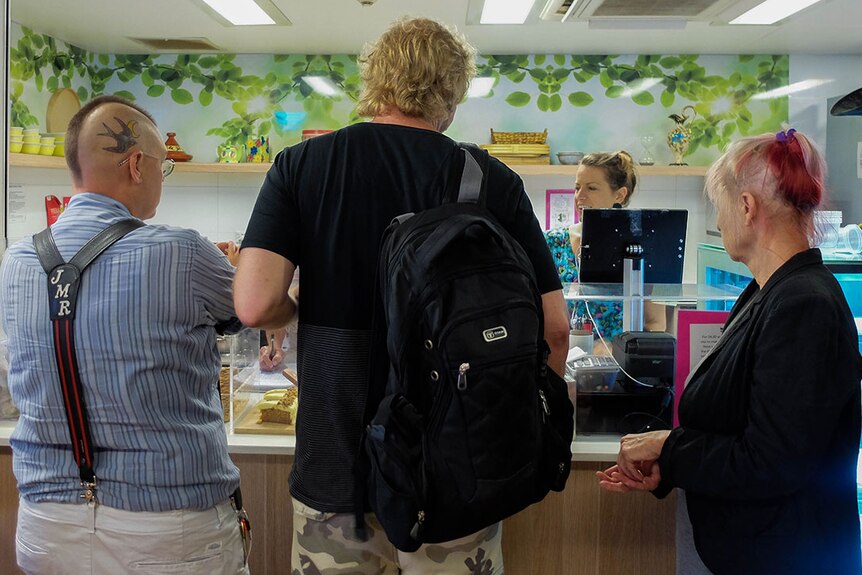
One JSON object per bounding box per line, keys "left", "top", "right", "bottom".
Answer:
{"left": 257, "top": 386, "right": 298, "bottom": 424}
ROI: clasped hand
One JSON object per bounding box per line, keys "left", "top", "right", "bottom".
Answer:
{"left": 596, "top": 430, "right": 670, "bottom": 493}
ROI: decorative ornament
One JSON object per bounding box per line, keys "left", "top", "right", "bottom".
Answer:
{"left": 164, "top": 132, "right": 192, "bottom": 162}
{"left": 245, "top": 135, "right": 271, "bottom": 163}
{"left": 666, "top": 105, "right": 697, "bottom": 166}
{"left": 218, "top": 143, "right": 242, "bottom": 163}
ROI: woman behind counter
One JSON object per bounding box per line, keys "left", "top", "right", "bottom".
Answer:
{"left": 545, "top": 150, "right": 664, "bottom": 340}
{"left": 598, "top": 128, "right": 862, "bottom": 574}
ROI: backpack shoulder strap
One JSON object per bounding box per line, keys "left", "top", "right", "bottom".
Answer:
{"left": 32, "top": 218, "right": 144, "bottom": 502}
{"left": 457, "top": 143, "right": 489, "bottom": 206}
{"left": 442, "top": 144, "right": 489, "bottom": 207}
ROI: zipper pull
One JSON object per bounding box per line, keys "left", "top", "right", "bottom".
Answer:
{"left": 410, "top": 509, "right": 425, "bottom": 540}
{"left": 539, "top": 389, "right": 550, "bottom": 421}
{"left": 457, "top": 363, "right": 470, "bottom": 391}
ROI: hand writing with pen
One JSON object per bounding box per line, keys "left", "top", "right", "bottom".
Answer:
{"left": 596, "top": 430, "right": 670, "bottom": 492}
{"left": 259, "top": 328, "right": 287, "bottom": 372}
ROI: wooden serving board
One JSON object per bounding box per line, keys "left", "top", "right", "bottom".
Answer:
{"left": 233, "top": 404, "right": 296, "bottom": 435}
{"left": 46, "top": 88, "right": 81, "bottom": 133}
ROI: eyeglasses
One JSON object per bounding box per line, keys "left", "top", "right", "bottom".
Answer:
{"left": 118, "top": 152, "right": 175, "bottom": 179}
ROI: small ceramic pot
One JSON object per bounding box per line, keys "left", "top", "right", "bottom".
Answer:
{"left": 218, "top": 144, "right": 243, "bottom": 163}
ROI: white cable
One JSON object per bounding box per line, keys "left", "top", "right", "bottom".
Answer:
{"left": 573, "top": 245, "right": 662, "bottom": 389}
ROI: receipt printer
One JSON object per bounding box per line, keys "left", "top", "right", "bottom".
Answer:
{"left": 612, "top": 331, "right": 676, "bottom": 385}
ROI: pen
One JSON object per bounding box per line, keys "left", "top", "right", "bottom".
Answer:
{"left": 268, "top": 333, "right": 276, "bottom": 361}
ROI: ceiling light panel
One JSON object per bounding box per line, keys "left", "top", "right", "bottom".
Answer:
{"left": 730, "top": 0, "right": 826, "bottom": 25}
{"left": 481, "top": 0, "right": 536, "bottom": 24}
{"left": 201, "top": 0, "right": 275, "bottom": 26}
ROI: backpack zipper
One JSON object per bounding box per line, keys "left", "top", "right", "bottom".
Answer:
{"left": 409, "top": 509, "right": 425, "bottom": 540}
{"left": 538, "top": 388, "right": 551, "bottom": 422}
{"left": 457, "top": 363, "right": 470, "bottom": 391}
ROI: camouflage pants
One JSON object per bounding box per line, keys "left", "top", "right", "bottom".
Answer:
{"left": 291, "top": 498, "right": 504, "bottom": 574}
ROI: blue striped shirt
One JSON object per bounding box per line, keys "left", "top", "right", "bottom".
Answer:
{"left": 0, "top": 193, "right": 240, "bottom": 512}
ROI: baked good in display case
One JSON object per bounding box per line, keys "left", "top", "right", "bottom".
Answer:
{"left": 256, "top": 387, "right": 298, "bottom": 425}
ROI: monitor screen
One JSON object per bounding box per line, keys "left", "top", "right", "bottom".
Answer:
{"left": 578, "top": 208, "right": 688, "bottom": 284}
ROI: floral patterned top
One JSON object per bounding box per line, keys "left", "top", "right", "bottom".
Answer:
{"left": 544, "top": 227, "right": 625, "bottom": 340}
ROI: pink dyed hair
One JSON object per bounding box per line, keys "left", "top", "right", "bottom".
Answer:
{"left": 705, "top": 128, "right": 827, "bottom": 241}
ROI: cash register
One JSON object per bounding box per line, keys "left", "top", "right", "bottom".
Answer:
{"left": 570, "top": 208, "right": 687, "bottom": 434}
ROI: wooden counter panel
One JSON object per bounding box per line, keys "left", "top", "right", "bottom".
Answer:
{"left": 1, "top": 448, "right": 24, "bottom": 575}
{"left": 502, "top": 462, "right": 604, "bottom": 573}
{"left": 0, "top": 452, "right": 675, "bottom": 574}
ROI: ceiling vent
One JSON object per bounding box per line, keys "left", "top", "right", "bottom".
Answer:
{"left": 591, "top": 0, "right": 721, "bottom": 17}
{"left": 540, "top": 0, "right": 579, "bottom": 21}
{"left": 131, "top": 37, "right": 222, "bottom": 52}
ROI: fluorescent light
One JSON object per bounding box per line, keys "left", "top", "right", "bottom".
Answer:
{"left": 730, "top": 0, "right": 825, "bottom": 25}
{"left": 201, "top": 0, "right": 275, "bottom": 26}
{"left": 467, "top": 77, "right": 495, "bottom": 98}
{"left": 303, "top": 77, "right": 340, "bottom": 97}
{"left": 751, "top": 79, "right": 833, "bottom": 100}
{"left": 481, "top": 0, "right": 535, "bottom": 24}
{"left": 619, "top": 78, "right": 662, "bottom": 98}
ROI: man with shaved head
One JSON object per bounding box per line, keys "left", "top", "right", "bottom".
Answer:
{"left": 1, "top": 96, "right": 250, "bottom": 574}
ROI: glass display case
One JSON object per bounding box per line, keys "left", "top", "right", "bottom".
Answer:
{"left": 698, "top": 242, "right": 862, "bottom": 348}
{"left": 223, "top": 326, "right": 299, "bottom": 435}
{"left": 563, "top": 281, "right": 740, "bottom": 436}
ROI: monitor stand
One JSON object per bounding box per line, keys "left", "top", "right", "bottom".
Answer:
{"left": 622, "top": 249, "right": 644, "bottom": 332}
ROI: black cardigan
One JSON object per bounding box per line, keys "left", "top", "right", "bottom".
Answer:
{"left": 657, "top": 249, "right": 862, "bottom": 574}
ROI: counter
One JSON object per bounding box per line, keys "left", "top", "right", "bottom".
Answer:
{"left": 0, "top": 419, "right": 622, "bottom": 460}
{"left": 0, "top": 424, "right": 673, "bottom": 575}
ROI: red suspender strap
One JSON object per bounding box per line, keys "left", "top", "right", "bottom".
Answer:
{"left": 33, "top": 219, "right": 145, "bottom": 501}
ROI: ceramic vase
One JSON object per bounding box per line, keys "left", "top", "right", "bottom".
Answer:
{"left": 246, "top": 136, "right": 271, "bottom": 163}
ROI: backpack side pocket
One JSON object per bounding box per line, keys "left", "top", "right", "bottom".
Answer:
{"left": 364, "top": 394, "right": 425, "bottom": 552}
{"left": 538, "top": 368, "right": 574, "bottom": 493}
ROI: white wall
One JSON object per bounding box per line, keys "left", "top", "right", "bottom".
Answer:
{"left": 7, "top": 166, "right": 705, "bottom": 282}
{"left": 789, "top": 55, "right": 862, "bottom": 152}
{"left": 6, "top": 167, "right": 262, "bottom": 246}
{"left": 789, "top": 55, "right": 862, "bottom": 225}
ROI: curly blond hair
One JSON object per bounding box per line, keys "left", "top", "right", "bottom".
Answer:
{"left": 357, "top": 17, "right": 476, "bottom": 125}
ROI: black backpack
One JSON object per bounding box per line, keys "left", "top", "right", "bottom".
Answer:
{"left": 363, "top": 144, "right": 574, "bottom": 552}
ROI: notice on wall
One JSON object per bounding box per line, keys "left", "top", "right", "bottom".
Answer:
{"left": 7, "top": 185, "right": 27, "bottom": 224}
{"left": 673, "top": 309, "right": 730, "bottom": 427}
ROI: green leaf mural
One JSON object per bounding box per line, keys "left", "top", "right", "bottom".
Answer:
{"left": 9, "top": 23, "right": 788, "bottom": 164}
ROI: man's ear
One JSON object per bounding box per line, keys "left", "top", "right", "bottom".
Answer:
{"left": 127, "top": 151, "right": 145, "bottom": 184}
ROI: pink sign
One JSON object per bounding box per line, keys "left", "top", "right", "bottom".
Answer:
{"left": 674, "top": 309, "right": 730, "bottom": 426}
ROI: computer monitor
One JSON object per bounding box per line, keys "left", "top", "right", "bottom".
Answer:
{"left": 578, "top": 208, "right": 688, "bottom": 284}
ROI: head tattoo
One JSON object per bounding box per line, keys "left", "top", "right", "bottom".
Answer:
{"left": 98, "top": 117, "right": 139, "bottom": 153}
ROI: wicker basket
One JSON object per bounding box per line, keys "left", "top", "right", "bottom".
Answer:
{"left": 490, "top": 128, "right": 548, "bottom": 144}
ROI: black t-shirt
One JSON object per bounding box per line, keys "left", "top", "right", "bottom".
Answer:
{"left": 243, "top": 122, "right": 561, "bottom": 511}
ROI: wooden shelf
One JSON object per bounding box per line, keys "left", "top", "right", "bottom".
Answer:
{"left": 508, "top": 163, "right": 708, "bottom": 177}
{"left": 9, "top": 153, "right": 273, "bottom": 173}
{"left": 9, "top": 153, "right": 708, "bottom": 177}
{"left": 10, "top": 153, "right": 68, "bottom": 169}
